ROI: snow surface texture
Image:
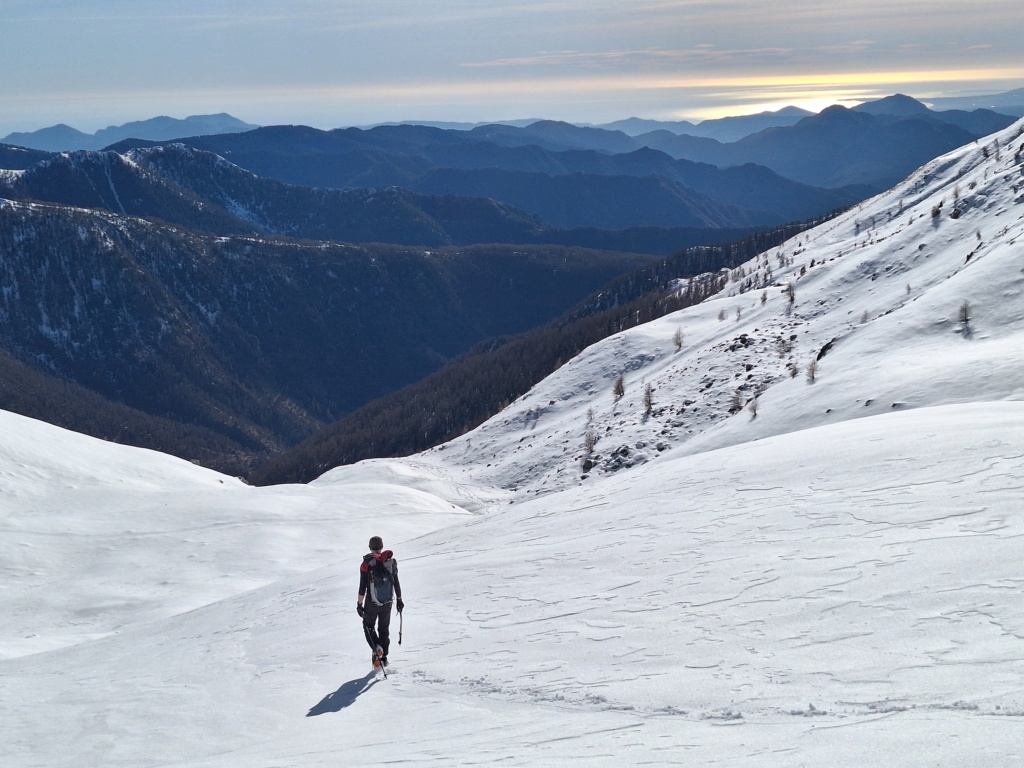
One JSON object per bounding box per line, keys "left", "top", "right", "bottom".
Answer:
{"left": 3, "top": 119, "right": 1024, "bottom": 766}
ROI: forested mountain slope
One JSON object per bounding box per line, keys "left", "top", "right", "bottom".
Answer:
{"left": 0, "top": 198, "right": 653, "bottom": 474}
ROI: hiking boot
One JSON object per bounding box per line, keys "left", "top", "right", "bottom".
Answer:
{"left": 372, "top": 653, "right": 380, "bottom": 668}
{"left": 381, "top": 656, "right": 389, "bottom": 668}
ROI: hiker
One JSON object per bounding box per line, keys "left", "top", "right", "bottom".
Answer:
{"left": 357, "top": 535, "right": 404, "bottom": 668}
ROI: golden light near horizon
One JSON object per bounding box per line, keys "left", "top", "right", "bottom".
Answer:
{"left": 281, "top": 66, "right": 1024, "bottom": 126}
{"left": 250, "top": 65, "right": 1024, "bottom": 104}
{"left": 658, "top": 67, "right": 1024, "bottom": 120}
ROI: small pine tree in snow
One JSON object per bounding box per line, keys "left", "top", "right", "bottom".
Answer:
{"left": 747, "top": 397, "right": 759, "bottom": 419}
{"left": 718, "top": 308, "right": 727, "bottom": 321}
{"left": 643, "top": 383, "right": 654, "bottom": 414}
{"left": 584, "top": 430, "right": 598, "bottom": 454}
{"left": 958, "top": 300, "right": 972, "bottom": 329}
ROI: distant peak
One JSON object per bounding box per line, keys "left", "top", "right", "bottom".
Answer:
{"left": 853, "top": 94, "right": 931, "bottom": 116}
{"left": 773, "top": 106, "right": 814, "bottom": 117}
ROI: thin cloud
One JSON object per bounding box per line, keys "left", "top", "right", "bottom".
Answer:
{"left": 466, "top": 47, "right": 804, "bottom": 70}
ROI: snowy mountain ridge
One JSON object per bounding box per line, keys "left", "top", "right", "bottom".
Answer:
{"left": 2, "top": 118, "right": 1024, "bottom": 766}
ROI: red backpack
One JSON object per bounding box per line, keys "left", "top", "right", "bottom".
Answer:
{"left": 364, "top": 550, "right": 395, "bottom": 605}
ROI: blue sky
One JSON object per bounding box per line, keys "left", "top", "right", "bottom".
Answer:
{"left": 2, "top": 0, "right": 1023, "bottom": 134}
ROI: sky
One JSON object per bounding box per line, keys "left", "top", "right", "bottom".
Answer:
{"left": 2, "top": 0, "right": 1024, "bottom": 135}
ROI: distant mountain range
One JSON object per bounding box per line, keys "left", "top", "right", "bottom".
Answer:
{"left": 2, "top": 129, "right": 866, "bottom": 239}
{"left": 924, "top": 87, "right": 1024, "bottom": 116}
{"left": 6, "top": 87, "right": 1020, "bottom": 155}
{"left": 0, "top": 144, "right": 773, "bottom": 253}
{"left": 100, "top": 123, "right": 865, "bottom": 228}
{"left": 634, "top": 98, "right": 1015, "bottom": 188}
{"left": 595, "top": 106, "right": 815, "bottom": 140}
{"left": 1, "top": 113, "right": 258, "bottom": 152}
{"left": 86, "top": 94, "right": 1010, "bottom": 205}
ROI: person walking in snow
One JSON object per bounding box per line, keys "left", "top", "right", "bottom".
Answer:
{"left": 357, "top": 535, "right": 403, "bottom": 668}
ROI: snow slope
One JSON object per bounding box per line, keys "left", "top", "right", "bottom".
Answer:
{"left": 408, "top": 119, "right": 1024, "bottom": 497}
{"left": 2, "top": 119, "right": 1024, "bottom": 766}
{"left": 0, "top": 411, "right": 470, "bottom": 662}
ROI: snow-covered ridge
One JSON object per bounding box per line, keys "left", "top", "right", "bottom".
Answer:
{"left": 395, "top": 117, "right": 1024, "bottom": 497}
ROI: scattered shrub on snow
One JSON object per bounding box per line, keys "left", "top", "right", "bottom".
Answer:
{"left": 806, "top": 359, "right": 819, "bottom": 383}
{"left": 673, "top": 327, "right": 684, "bottom": 352}
{"left": 729, "top": 390, "right": 744, "bottom": 413}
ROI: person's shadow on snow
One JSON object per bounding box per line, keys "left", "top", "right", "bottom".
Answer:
{"left": 306, "top": 671, "right": 378, "bottom": 716}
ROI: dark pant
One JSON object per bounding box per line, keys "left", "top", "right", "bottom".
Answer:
{"left": 362, "top": 601, "right": 393, "bottom": 655}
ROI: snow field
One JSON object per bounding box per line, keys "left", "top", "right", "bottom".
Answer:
{"left": 5, "top": 404, "right": 1024, "bottom": 766}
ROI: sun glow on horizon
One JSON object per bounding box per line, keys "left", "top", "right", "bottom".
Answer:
{"left": 680, "top": 95, "right": 869, "bottom": 122}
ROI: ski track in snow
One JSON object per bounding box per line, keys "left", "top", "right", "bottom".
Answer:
{"left": 3, "top": 119, "right": 1024, "bottom": 766}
